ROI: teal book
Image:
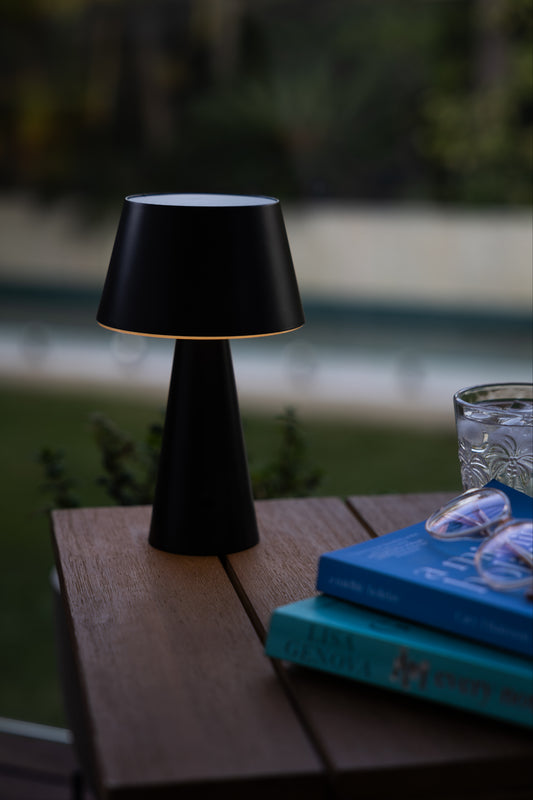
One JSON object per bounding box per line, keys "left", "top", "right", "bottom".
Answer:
{"left": 317, "top": 482, "right": 533, "bottom": 657}
{"left": 265, "top": 594, "right": 533, "bottom": 729}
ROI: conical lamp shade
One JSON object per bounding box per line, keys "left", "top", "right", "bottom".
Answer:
{"left": 97, "top": 193, "right": 305, "bottom": 338}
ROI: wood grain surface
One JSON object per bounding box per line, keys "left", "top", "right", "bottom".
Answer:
{"left": 346, "top": 490, "right": 457, "bottom": 537}
{"left": 51, "top": 495, "right": 533, "bottom": 800}
{"left": 51, "top": 506, "right": 325, "bottom": 799}
{"left": 226, "top": 497, "right": 369, "bottom": 638}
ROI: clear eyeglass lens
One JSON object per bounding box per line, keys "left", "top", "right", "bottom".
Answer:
{"left": 475, "top": 520, "right": 533, "bottom": 591}
{"left": 425, "top": 488, "right": 511, "bottom": 540}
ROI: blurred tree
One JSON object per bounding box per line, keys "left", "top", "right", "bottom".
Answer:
{"left": 0, "top": 0, "right": 530, "bottom": 209}
{"left": 419, "top": 0, "right": 532, "bottom": 204}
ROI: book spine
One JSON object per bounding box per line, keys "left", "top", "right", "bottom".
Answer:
{"left": 265, "top": 616, "right": 533, "bottom": 729}
{"left": 316, "top": 558, "right": 533, "bottom": 658}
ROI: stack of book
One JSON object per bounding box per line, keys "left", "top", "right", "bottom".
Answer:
{"left": 265, "top": 481, "right": 533, "bottom": 728}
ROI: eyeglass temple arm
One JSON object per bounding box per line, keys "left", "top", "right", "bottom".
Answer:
{"left": 505, "top": 540, "right": 533, "bottom": 567}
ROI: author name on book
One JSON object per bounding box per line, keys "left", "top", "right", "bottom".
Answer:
{"left": 281, "top": 625, "right": 533, "bottom": 712}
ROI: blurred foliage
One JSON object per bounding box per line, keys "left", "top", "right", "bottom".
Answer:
{"left": 37, "top": 446, "right": 81, "bottom": 510}
{"left": 37, "top": 406, "right": 322, "bottom": 509}
{"left": 419, "top": 0, "right": 533, "bottom": 204}
{"left": 0, "top": 0, "right": 531, "bottom": 211}
{"left": 89, "top": 411, "right": 162, "bottom": 505}
{"left": 251, "top": 407, "right": 323, "bottom": 499}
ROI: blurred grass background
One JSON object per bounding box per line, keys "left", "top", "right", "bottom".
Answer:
{"left": 0, "top": 381, "right": 460, "bottom": 726}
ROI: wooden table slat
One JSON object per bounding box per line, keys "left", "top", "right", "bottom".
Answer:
{"left": 227, "top": 496, "right": 370, "bottom": 638}
{"left": 346, "top": 490, "right": 457, "bottom": 537}
{"left": 51, "top": 506, "right": 326, "bottom": 798}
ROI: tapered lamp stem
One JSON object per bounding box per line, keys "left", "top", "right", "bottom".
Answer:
{"left": 149, "top": 339, "right": 259, "bottom": 555}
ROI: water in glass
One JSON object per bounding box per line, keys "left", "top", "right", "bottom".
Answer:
{"left": 457, "top": 398, "right": 533, "bottom": 496}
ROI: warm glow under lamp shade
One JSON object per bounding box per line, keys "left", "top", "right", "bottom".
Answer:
{"left": 96, "top": 193, "right": 305, "bottom": 339}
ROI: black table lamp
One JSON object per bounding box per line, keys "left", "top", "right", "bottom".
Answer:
{"left": 97, "top": 193, "right": 305, "bottom": 555}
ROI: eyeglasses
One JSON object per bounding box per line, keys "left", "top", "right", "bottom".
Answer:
{"left": 425, "top": 487, "right": 533, "bottom": 594}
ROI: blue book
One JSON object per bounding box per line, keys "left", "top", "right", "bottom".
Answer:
{"left": 265, "top": 594, "right": 533, "bottom": 728}
{"left": 316, "top": 482, "right": 533, "bottom": 657}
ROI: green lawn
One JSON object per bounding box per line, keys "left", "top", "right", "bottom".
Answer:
{"left": 0, "top": 382, "right": 461, "bottom": 726}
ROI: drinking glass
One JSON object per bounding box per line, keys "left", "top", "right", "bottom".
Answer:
{"left": 454, "top": 383, "right": 533, "bottom": 497}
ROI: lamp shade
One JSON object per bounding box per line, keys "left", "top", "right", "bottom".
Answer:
{"left": 97, "top": 193, "right": 305, "bottom": 338}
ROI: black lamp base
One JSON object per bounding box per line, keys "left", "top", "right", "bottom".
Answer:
{"left": 148, "top": 339, "right": 259, "bottom": 555}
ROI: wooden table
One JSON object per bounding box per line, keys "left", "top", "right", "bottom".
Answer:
{"left": 51, "top": 493, "right": 533, "bottom": 800}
